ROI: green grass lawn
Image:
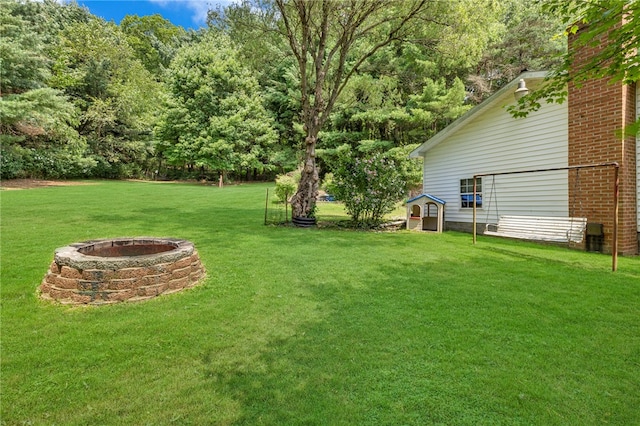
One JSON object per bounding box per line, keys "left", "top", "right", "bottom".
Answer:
{"left": 1, "top": 181, "right": 639, "bottom": 425}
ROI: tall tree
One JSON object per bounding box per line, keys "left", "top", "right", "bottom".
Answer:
{"left": 0, "top": 0, "right": 48, "bottom": 95}
{"left": 0, "top": 0, "right": 88, "bottom": 179}
{"left": 466, "top": 0, "right": 565, "bottom": 103}
{"left": 273, "top": 0, "right": 492, "bottom": 218}
{"left": 51, "top": 17, "right": 164, "bottom": 177}
{"left": 156, "top": 33, "right": 278, "bottom": 182}
{"left": 120, "top": 14, "right": 186, "bottom": 79}
{"left": 209, "top": 2, "right": 303, "bottom": 174}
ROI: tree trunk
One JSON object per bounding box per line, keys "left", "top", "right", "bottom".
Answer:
{"left": 290, "top": 132, "right": 319, "bottom": 218}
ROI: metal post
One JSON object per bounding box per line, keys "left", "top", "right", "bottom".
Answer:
{"left": 285, "top": 191, "right": 289, "bottom": 223}
{"left": 612, "top": 165, "right": 619, "bottom": 272}
{"left": 264, "top": 188, "right": 269, "bottom": 225}
{"left": 473, "top": 177, "right": 477, "bottom": 244}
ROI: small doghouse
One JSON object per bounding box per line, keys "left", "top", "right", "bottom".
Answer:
{"left": 406, "top": 194, "right": 446, "bottom": 232}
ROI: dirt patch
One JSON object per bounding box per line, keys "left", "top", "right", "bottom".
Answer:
{"left": 0, "top": 179, "right": 93, "bottom": 190}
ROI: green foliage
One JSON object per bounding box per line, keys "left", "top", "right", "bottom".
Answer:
{"left": 53, "top": 17, "right": 162, "bottom": 126}
{"left": 332, "top": 74, "right": 408, "bottom": 143}
{"left": 274, "top": 169, "right": 300, "bottom": 203}
{"left": 324, "top": 73, "right": 472, "bottom": 188}
{"left": 271, "top": 0, "right": 479, "bottom": 217}
{"left": 320, "top": 172, "right": 334, "bottom": 193}
{"left": 0, "top": 1, "right": 78, "bottom": 135}
{"left": 0, "top": 143, "right": 94, "bottom": 179}
{"left": 209, "top": 1, "right": 301, "bottom": 175}
{"left": 467, "top": 0, "right": 565, "bottom": 103}
{"left": 0, "top": 143, "right": 25, "bottom": 179}
{"left": 550, "top": 0, "right": 640, "bottom": 86}
{"left": 0, "top": 0, "right": 164, "bottom": 179}
{"left": 386, "top": 144, "right": 423, "bottom": 192}
{"left": 0, "top": 88, "right": 81, "bottom": 144}
{"left": 51, "top": 17, "right": 164, "bottom": 177}
{"left": 509, "top": 0, "right": 640, "bottom": 135}
{"left": 11, "top": 0, "right": 92, "bottom": 46}
{"left": 330, "top": 150, "right": 406, "bottom": 226}
{"left": 407, "top": 77, "right": 472, "bottom": 136}
{"left": 0, "top": 0, "right": 49, "bottom": 94}
{"left": 0, "top": 0, "right": 590, "bottom": 181}
{"left": 0, "top": 1, "right": 91, "bottom": 179}
{"left": 322, "top": 74, "right": 470, "bottom": 188}
{"left": 120, "top": 14, "right": 187, "bottom": 78}
{"left": 261, "top": 60, "right": 304, "bottom": 168}
{"left": 157, "top": 33, "right": 278, "bottom": 178}
{"left": 208, "top": 1, "right": 286, "bottom": 84}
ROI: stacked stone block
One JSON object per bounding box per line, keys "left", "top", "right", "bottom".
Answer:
{"left": 40, "top": 238, "right": 205, "bottom": 305}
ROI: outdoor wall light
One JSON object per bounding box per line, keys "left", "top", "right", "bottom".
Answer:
{"left": 514, "top": 79, "right": 529, "bottom": 101}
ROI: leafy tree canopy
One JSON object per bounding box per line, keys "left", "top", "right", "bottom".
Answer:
{"left": 0, "top": 0, "right": 576, "bottom": 181}
{"left": 157, "top": 33, "right": 278, "bottom": 180}
{"left": 120, "top": 14, "right": 187, "bottom": 78}
{"left": 467, "top": 0, "right": 565, "bottom": 103}
{"left": 0, "top": 0, "right": 86, "bottom": 179}
{"left": 510, "top": 0, "right": 639, "bottom": 135}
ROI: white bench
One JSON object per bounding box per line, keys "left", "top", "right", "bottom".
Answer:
{"left": 484, "top": 215, "right": 588, "bottom": 243}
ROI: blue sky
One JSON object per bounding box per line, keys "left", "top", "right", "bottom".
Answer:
{"left": 74, "top": 0, "right": 233, "bottom": 30}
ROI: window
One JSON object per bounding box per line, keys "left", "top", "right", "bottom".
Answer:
{"left": 460, "top": 178, "right": 482, "bottom": 208}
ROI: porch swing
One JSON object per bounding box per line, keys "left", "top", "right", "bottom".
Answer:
{"left": 479, "top": 171, "right": 587, "bottom": 244}
{"left": 471, "top": 162, "right": 621, "bottom": 272}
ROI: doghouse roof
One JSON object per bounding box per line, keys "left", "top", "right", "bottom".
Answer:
{"left": 407, "top": 194, "right": 446, "bottom": 205}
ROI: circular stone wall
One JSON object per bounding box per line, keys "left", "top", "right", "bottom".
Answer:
{"left": 40, "top": 237, "right": 205, "bottom": 305}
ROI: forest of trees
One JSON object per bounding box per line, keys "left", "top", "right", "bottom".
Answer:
{"left": 1, "top": 0, "right": 566, "bottom": 184}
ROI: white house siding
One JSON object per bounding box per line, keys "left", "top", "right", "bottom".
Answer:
{"left": 422, "top": 95, "right": 569, "bottom": 225}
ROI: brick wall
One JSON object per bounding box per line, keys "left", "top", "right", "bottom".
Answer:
{"left": 568, "top": 22, "right": 638, "bottom": 255}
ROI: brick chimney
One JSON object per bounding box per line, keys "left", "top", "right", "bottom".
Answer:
{"left": 567, "top": 20, "right": 638, "bottom": 255}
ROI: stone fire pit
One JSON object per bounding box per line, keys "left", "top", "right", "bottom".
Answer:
{"left": 40, "top": 237, "right": 205, "bottom": 305}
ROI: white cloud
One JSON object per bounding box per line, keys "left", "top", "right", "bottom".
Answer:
{"left": 149, "top": 0, "right": 235, "bottom": 26}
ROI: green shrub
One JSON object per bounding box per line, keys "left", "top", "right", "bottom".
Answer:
{"left": 0, "top": 144, "right": 95, "bottom": 179}
{"left": 0, "top": 143, "right": 27, "bottom": 179}
{"left": 331, "top": 152, "right": 405, "bottom": 226}
{"left": 321, "top": 172, "right": 335, "bottom": 194}
{"left": 274, "top": 169, "right": 300, "bottom": 203}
